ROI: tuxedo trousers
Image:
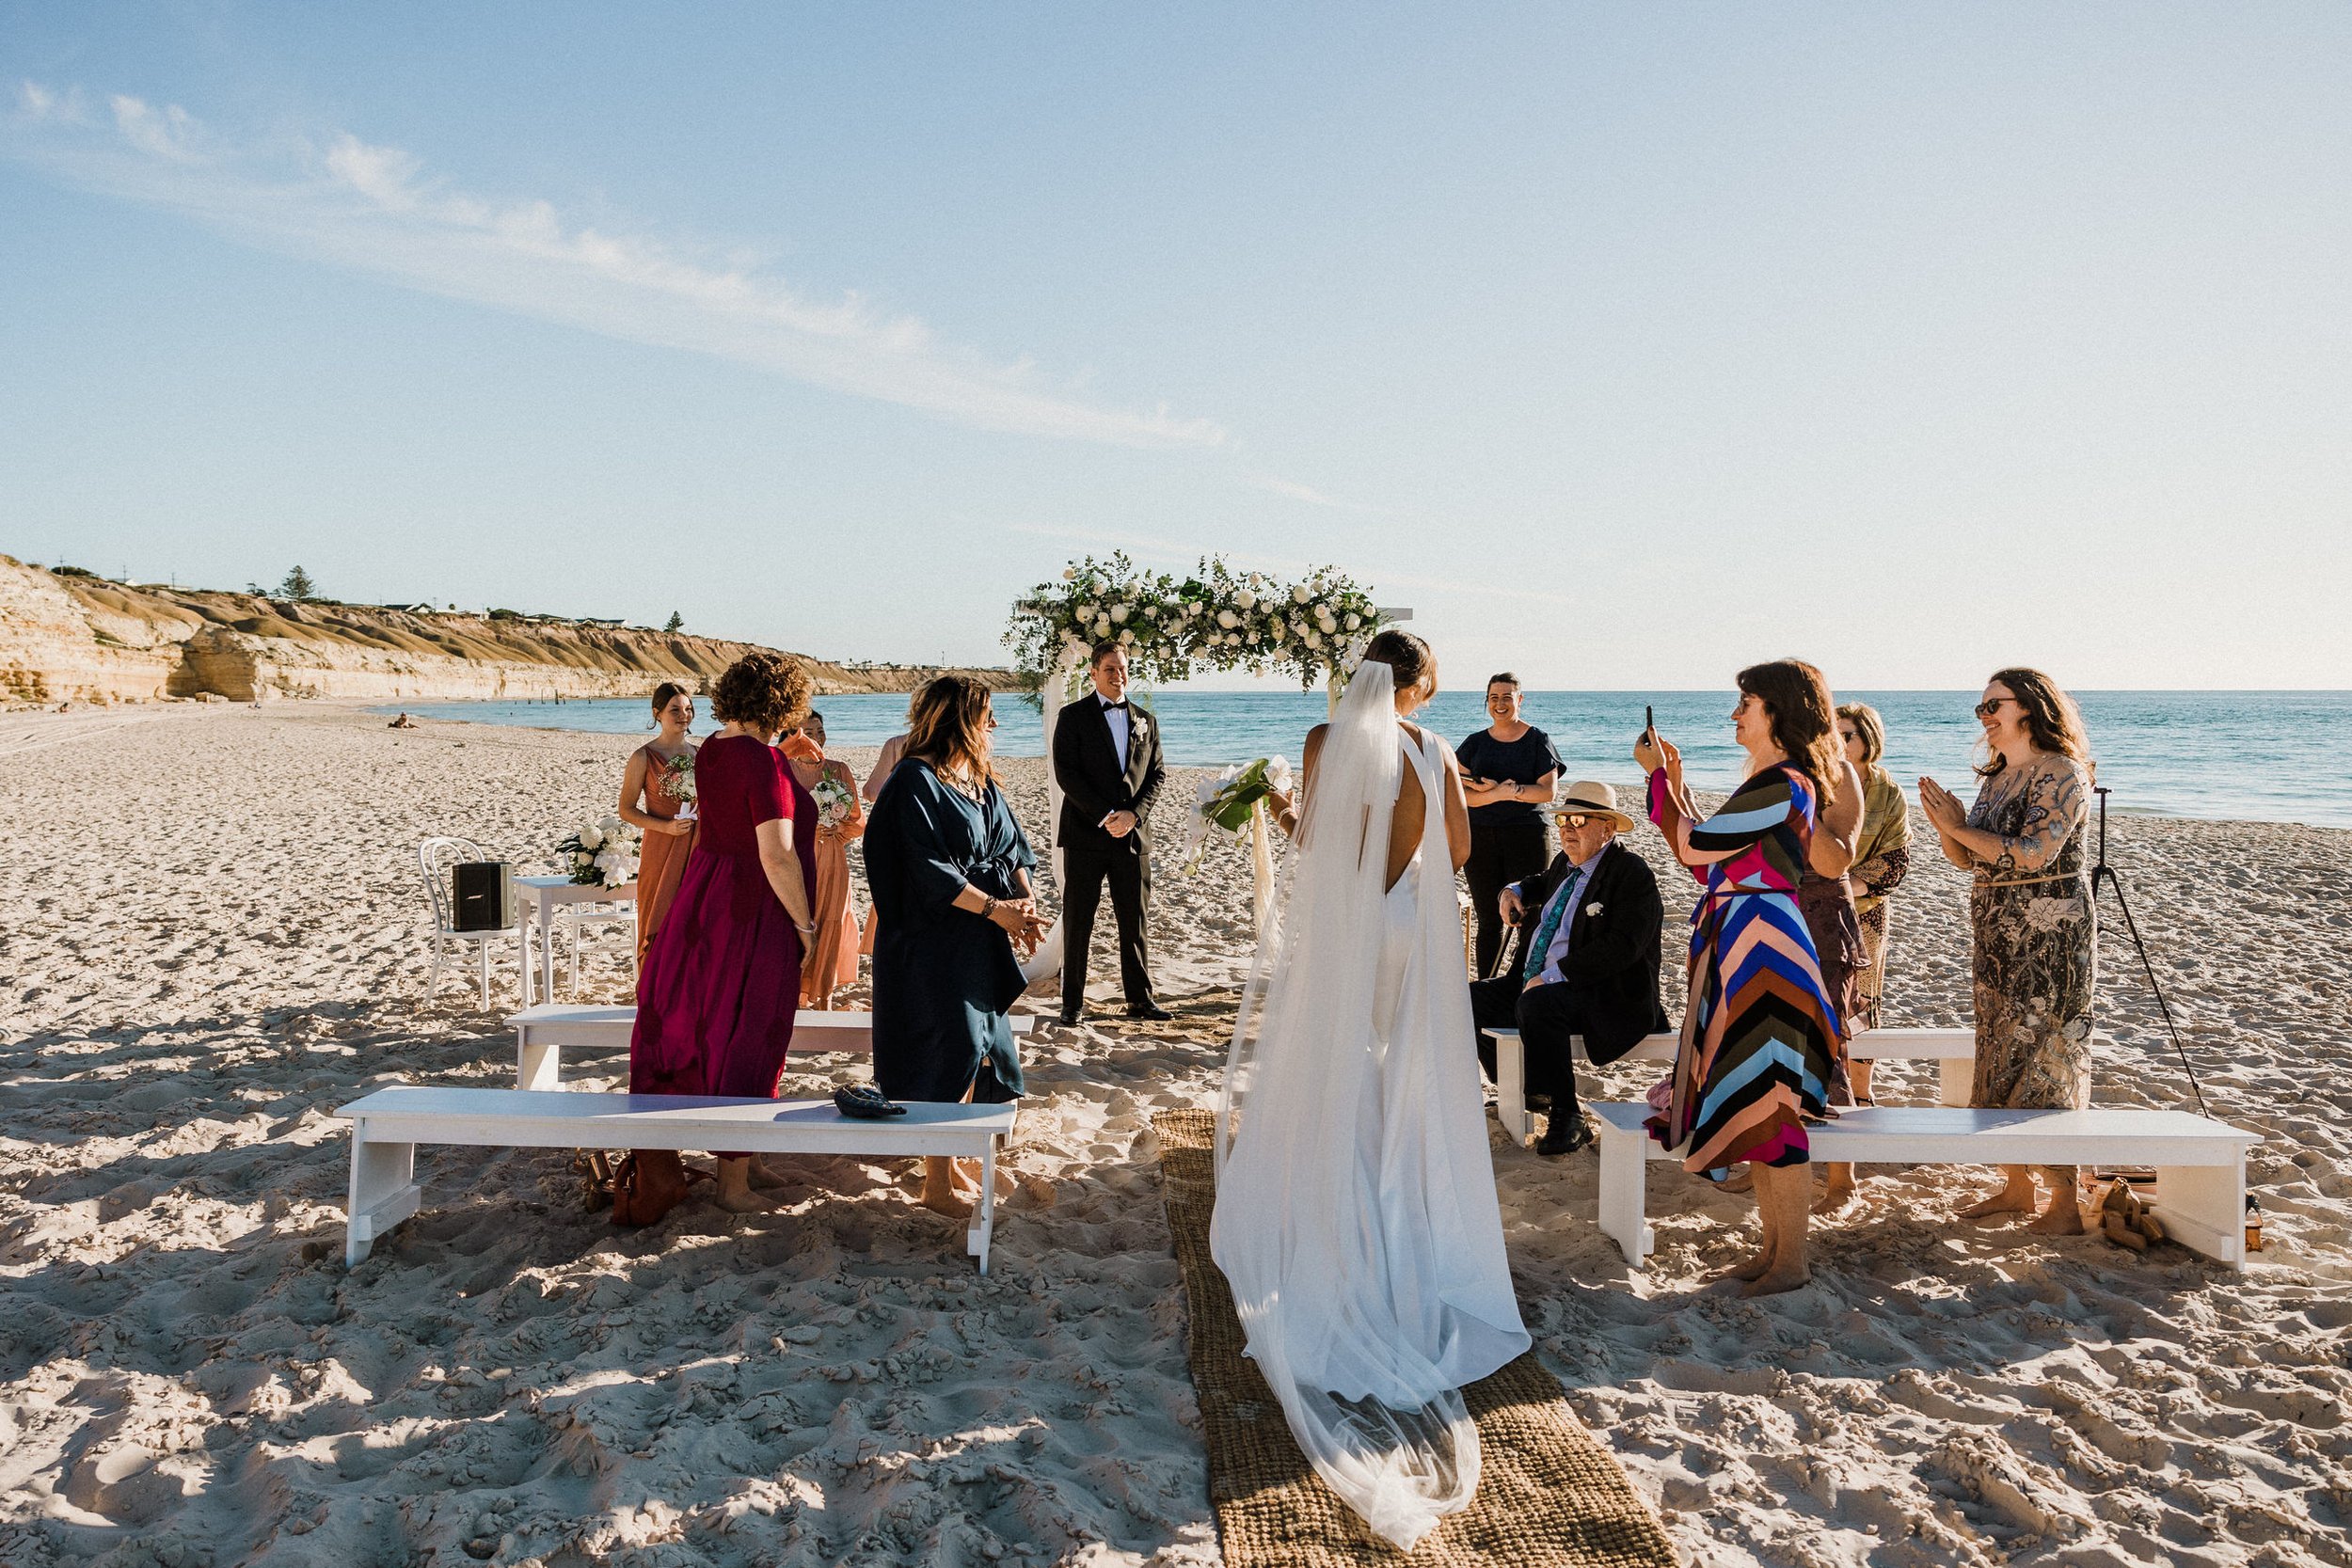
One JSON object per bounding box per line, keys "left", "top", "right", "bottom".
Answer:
{"left": 1061, "top": 843, "right": 1155, "bottom": 1008}
{"left": 1469, "top": 974, "right": 1597, "bottom": 1117}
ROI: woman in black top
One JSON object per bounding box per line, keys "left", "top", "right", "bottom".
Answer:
{"left": 1456, "top": 673, "right": 1562, "bottom": 977}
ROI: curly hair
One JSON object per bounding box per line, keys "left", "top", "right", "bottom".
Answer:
{"left": 708, "top": 651, "right": 811, "bottom": 740}
{"left": 903, "top": 674, "right": 997, "bottom": 782}
{"left": 1976, "top": 667, "right": 2090, "bottom": 779}
{"left": 1737, "top": 658, "right": 1843, "bottom": 804}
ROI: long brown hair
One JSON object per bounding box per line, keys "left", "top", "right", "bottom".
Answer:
{"left": 903, "top": 675, "right": 996, "bottom": 784}
{"left": 1736, "top": 658, "right": 1842, "bottom": 805}
{"left": 1976, "top": 667, "right": 2090, "bottom": 779}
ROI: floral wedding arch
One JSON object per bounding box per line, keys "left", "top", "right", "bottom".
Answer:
{"left": 1003, "top": 553, "right": 1400, "bottom": 985}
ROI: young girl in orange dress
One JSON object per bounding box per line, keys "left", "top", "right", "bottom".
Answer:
{"left": 783, "top": 712, "right": 866, "bottom": 1007}
{"left": 616, "top": 682, "right": 699, "bottom": 978}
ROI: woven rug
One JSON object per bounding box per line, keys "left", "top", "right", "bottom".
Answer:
{"left": 1152, "top": 1109, "right": 1678, "bottom": 1568}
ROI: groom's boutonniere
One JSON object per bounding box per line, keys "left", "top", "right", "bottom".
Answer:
{"left": 1585, "top": 901, "right": 1604, "bottom": 917}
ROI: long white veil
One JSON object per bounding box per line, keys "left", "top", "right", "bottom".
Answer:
{"left": 1210, "top": 660, "right": 1529, "bottom": 1550}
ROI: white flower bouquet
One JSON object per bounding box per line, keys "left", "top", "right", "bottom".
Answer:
{"left": 560, "top": 815, "right": 638, "bottom": 886}
{"left": 811, "top": 775, "right": 856, "bottom": 832}
{"left": 1180, "top": 755, "right": 1292, "bottom": 873}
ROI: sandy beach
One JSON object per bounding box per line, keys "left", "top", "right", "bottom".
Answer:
{"left": 4, "top": 702, "right": 2349, "bottom": 1567}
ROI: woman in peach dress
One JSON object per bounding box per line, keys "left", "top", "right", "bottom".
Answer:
{"left": 618, "top": 683, "right": 699, "bottom": 977}
{"left": 784, "top": 712, "right": 865, "bottom": 1007}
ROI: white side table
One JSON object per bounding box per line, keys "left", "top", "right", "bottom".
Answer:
{"left": 514, "top": 876, "right": 638, "bottom": 1006}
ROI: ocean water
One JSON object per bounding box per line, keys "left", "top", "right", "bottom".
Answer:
{"left": 388, "top": 689, "right": 2352, "bottom": 828}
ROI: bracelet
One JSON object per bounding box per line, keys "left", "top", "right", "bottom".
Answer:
{"left": 980, "top": 895, "right": 998, "bottom": 920}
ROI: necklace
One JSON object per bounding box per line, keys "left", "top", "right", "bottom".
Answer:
{"left": 939, "top": 766, "right": 987, "bottom": 804}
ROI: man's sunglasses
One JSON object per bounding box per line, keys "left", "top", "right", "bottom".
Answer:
{"left": 1550, "top": 812, "right": 1594, "bottom": 829}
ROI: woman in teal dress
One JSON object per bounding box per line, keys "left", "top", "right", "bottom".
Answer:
{"left": 865, "top": 676, "right": 1047, "bottom": 1216}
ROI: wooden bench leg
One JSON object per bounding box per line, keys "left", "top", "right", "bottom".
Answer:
{"left": 1489, "top": 1030, "right": 1532, "bottom": 1145}
{"left": 967, "top": 1136, "right": 998, "bottom": 1275}
{"left": 1596, "top": 1124, "right": 1653, "bottom": 1267}
{"left": 2152, "top": 1157, "right": 2246, "bottom": 1267}
{"left": 346, "top": 1122, "right": 421, "bottom": 1268}
{"left": 516, "top": 1029, "right": 561, "bottom": 1091}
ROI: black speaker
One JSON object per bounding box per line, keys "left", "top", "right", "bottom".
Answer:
{"left": 451, "top": 861, "right": 515, "bottom": 931}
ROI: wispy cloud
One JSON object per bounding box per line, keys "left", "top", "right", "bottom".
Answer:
{"left": 5, "top": 83, "right": 1226, "bottom": 449}
{"left": 1248, "top": 473, "right": 1380, "bottom": 513}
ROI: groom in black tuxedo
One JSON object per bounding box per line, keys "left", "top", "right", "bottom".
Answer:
{"left": 1051, "top": 642, "right": 1169, "bottom": 1023}
{"left": 1470, "top": 781, "right": 1669, "bottom": 1155}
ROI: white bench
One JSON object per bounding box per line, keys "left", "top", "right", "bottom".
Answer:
{"left": 1591, "top": 1101, "right": 2259, "bottom": 1269}
{"left": 336, "top": 1085, "right": 1019, "bottom": 1273}
{"left": 1484, "top": 1025, "right": 1978, "bottom": 1143}
{"left": 507, "top": 1004, "right": 1037, "bottom": 1091}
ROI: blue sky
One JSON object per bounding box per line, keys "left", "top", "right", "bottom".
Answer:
{"left": 4, "top": 4, "right": 2348, "bottom": 688}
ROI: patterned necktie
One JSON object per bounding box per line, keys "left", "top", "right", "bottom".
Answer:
{"left": 1523, "top": 879, "right": 1574, "bottom": 981}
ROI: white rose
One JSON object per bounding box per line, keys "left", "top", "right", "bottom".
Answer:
{"left": 578, "top": 824, "right": 603, "bottom": 850}
{"left": 1318, "top": 612, "right": 1338, "bottom": 634}
{"left": 1119, "top": 627, "right": 1135, "bottom": 644}
{"left": 1216, "top": 609, "right": 1239, "bottom": 629}
{"left": 1344, "top": 612, "right": 1361, "bottom": 630}
{"left": 1061, "top": 567, "right": 1076, "bottom": 579}
{"left": 1112, "top": 604, "right": 1130, "bottom": 623}
{"left": 1292, "top": 585, "right": 1311, "bottom": 604}
{"left": 1093, "top": 616, "right": 1112, "bottom": 637}
{"left": 1226, "top": 632, "right": 1242, "bottom": 646}
{"left": 1306, "top": 629, "right": 1324, "bottom": 650}
{"left": 1235, "top": 590, "right": 1257, "bottom": 610}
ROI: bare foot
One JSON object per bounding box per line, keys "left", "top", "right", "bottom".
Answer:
{"left": 1711, "top": 1248, "right": 1773, "bottom": 1283}
{"left": 920, "top": 1185, "right": 974, "bottom": 1220}
{"left": 1740, "top": 1266, "right": 1812, "bottom": 1297}
{"left": 1813, "top": 1178, "right": 1858, "bottom": 1217}
{"left": 1957, "top": 1185, "right": 2037, "bottom": 1220}
{"left": 2026, "top": 1200, "right": 2087, "bottom": 1235}
{"left": 746, "top": 1157, "right": 793, "bottom": 1191}
{"left": 712, "top": 1185, "right": 780, "bottom": 1214}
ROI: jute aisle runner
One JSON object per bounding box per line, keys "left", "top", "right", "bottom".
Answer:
{"left": 1152, "top": 1109, "right": 1677, "bottom": 1568}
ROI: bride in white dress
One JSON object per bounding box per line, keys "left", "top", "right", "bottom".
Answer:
{"left": 1210, "top": 631, "right": 1531, "bottom": 1550}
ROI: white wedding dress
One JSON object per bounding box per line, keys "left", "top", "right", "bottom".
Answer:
{"left": 1209, "top": 663, "right": 1531, "bottom": 1550}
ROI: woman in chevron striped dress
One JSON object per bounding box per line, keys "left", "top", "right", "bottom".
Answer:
{"left": 1637, "top": 659, "right": 1846, "bottom": 1296}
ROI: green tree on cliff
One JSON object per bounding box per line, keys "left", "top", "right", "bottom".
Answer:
{"left": 279, "top": 566, "right": 316, "bottom": 601}
{"left": 664, "top": 611, "right": 684, "bottom": 633}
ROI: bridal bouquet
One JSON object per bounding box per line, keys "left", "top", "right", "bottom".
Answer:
{"left": 560, "top": 816, "right": 638, "bottom": 887}
{"left": 1180, "top": 755, "right": 1291, "bottom": 873}
{"left": 811, "top": 776, "right": 856, "bottom": 832}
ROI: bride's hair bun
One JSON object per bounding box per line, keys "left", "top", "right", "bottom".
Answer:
{"left": 1360, "top": 628, "right": 1435, "bottom": 693}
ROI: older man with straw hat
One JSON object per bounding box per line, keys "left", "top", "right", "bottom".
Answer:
{"left": 1470, "top": 780, "right": 1670, "bottom": 1155}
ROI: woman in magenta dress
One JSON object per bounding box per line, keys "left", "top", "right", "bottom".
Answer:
{"left": 631, "top": 652, "right": 819, "bottom": 1213}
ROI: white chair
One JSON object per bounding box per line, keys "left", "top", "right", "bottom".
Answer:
{"left": 419, "top": 836, "right": 518, "bottom": 1010}
{"left": 556, "top": 897, "right": 637, "bottom": 995}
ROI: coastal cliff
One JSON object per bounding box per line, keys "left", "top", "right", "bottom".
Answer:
{"left": 0, "top": 556, "right": 1013, "bottom": 705}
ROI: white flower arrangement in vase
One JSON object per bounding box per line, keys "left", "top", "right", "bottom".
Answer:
{"left": 560, "top": 815, "right": 638, "bottom": 886}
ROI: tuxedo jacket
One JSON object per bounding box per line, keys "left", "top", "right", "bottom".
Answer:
{"left": 1052, "top": 696, "right": 1167, "bottom": 859}
{"left": 1501, "top": 839, "right": 1671, "bottom": 1061}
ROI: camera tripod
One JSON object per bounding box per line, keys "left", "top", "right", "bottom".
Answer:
{"left": 2090, "top": 785, "right": 2208, "bottom": 1117}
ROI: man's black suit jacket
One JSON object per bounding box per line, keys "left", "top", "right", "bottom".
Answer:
{"left": 1052, "top": 695, "right": 1167, "bottom": 858}
{"left": 1502, "top": 839, "right": 1672, "bottom": 1061}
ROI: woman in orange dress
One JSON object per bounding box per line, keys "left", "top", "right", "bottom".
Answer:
{"left": 784, "top": 712, "right": 866, "bottom": 1007}
{"left": 618, "top": 682, "right": 699, "bottom": 977}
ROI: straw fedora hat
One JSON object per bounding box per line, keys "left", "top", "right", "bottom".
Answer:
{"left": 1550, "top": 780, "right": 1637, "bottom": 833}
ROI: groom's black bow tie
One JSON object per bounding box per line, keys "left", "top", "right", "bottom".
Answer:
{"left": 1100, "top": 698, "right": 1128, "bottom": 711}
